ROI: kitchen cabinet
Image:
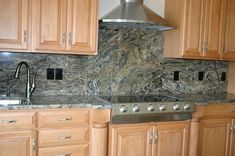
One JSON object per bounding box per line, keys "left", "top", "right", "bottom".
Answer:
{"left": 0, "top": 111, "right": 37, "bottom": 156}
{"left": 164, "top": 0, "right": 228, "bottom": 60}
{"left": 222, "top": 0, "right": 235, "bottom": 60}
{"left": 0, "top": 131, "right": 37, "bottom": 156}
{"left": 195, "top": 103, "right": 235, "bottom": 156}
{"left": 198, "top": 118, "right": 231, "bottom": 156}
{"left": 109, "top": 121, "right": 189, "bottom": 156}
{"left": 0, "top": 108, "right": 110, "bottom": 156}
{"left": 37, "top": 109, "right": 91, "bottom": 156}
{"left": 0, "top": 0, "right": 30, "bottom": 51}
{"left": 31, "top": 0, "right": 98, "bottom": 55}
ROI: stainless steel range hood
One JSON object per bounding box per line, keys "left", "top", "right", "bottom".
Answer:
{"left": 100, "top": 0, "right": 174, "bottom": 31}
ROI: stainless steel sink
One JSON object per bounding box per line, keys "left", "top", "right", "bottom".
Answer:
{"left": 0, "top": 98, "right": 28, "bottom": 106}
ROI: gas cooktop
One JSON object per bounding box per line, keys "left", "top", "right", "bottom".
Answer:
{"left": 100, "top": 94, "right": 196, "bottom": 124}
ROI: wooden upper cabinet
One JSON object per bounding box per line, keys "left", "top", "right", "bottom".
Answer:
{"left": 222, "top": 0, "right": 235, "bottom": 60}
{"left": 203, "top": 0, "right": 224, "bottom": 59}
{"left": 164, "top": 0, "right": 230, "bottom": 60}
{"left": 0, "top": 0, "right": 29, "bottom": 50}
{"left": 31, "top": 0, "right": 98, "bottom": 55}
{"left": 164, "top": 0, "right": 204, "bottom": 59}
{"left": 31, "top": 0, "right": 67, "bottom": 52}
{"left": 153, "top": 122, "right": 189, "bottom": 156}
{"left": 67, "top": 0, "right": 98, "bottom": 54}
{"left": 183, "top": 0, "right": 204, "bottom": 58}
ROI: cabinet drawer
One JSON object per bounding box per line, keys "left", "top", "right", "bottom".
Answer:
{"left": 38, "top": 128, "right": 89, "bottom": 147}
{"left": 38, "top": 109, "right": 90, "bottom": 128}
{"left": 38, "top": 144, "right": 89, "bottom": 156}
{"left": 0, "top": 111, "right": 36, "bottom": 130}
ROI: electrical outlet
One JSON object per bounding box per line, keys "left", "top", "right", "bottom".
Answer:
{"left": 198, "top": 72, "right": 204, "bottom": 81}
{"left": 56, "top": 68, "right": 63, "bottom": 80}
{"left": 47, "top": 68, "right": 55, "bottom": 80}
{"left": 173, "top": 71, "right": 179, "bottom": 81}
{"left": 221, "top": 72, "right": 226, "bottom": 81}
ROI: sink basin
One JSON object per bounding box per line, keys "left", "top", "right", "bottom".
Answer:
{"left": 0, "top": 98, "right": 28, "bottom": 106}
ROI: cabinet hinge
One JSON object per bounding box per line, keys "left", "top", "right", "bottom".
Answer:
{"left": 32, "top": 138, "right": 37, "bottom": 151}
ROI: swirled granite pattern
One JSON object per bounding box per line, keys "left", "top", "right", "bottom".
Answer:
{"left": 0, "top": 96, "right": 111, "bottom": 110}
{"left": 0, "top": 26, "right": 228, "bottom": 97}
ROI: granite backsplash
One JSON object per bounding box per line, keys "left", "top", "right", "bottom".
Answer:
{"left": 0, "top": 26, "right": 228, "bottom": 97}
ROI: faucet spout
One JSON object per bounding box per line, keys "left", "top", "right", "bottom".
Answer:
{"left": 14, "top": 62, "right": 35, "bottom": 100}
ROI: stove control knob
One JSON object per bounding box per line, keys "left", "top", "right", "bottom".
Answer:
{"left": 184, "top": 104, "right": 191, "bottom": 111}
{"left": 132, "top": 105, "right": 140, "bottom": 112}
{"left": 120, "top": 105, "right": 128, "bottom": 113}
{"left": 173, "top": 104, "right": 180, "bottom": 111}
{"left": 159, "top": 104, "right": 166, "bottom": 111}
{"left": 148, "top": 104, "right": 155, "bottom": 112}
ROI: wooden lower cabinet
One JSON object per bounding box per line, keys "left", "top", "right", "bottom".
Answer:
{"left": 109, "top": 124, "right": 152, "bottom": 156}
{"left": 109, "top": 121, "right": 189, "bottom": 156}
{"left": 198, "top": 118, "right": 231, "bottom": 156}
{"left": 154, "top": 122, "right": 189, "bottom": 156}
{"left": 0, "top": 130, "right": 36, "bottom": 156}
{"left": 195, "top": 103, "right": 235, "bottom": 156}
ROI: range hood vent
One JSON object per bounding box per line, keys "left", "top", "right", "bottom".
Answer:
{"left": 100, "top": 0, "right": 174, "bottom": 31}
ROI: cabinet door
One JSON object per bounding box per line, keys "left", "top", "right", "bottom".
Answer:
{"left": 153, "top": 122, "right": 189, "bottom": 156}
{"left": 67, "top": 0, "right": 98, "bottom": 54}
{"left": 31, "top": 0, "right": 67, "bottom": 51}
{"left": 0, "top": 0, "right": 29, "bottom": 50}
{"left": 222, "top": 0, "right": 235, "bottom": 60}
{"left": 0, "top": 131, "right": 36, "bottom": 156}
{"left": 198, "top": 118, "right": 230, "bottom": 156}
{"left": 109, "top": 124, "right": 152, "bottom": 156}
{"left": 182, "top": 0, "right": 204, "bottom": 58}
{"left": 203, "top": 0, "right": 225, "bottom": 59}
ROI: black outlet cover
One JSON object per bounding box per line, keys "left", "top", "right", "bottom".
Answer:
{"left": 47, "top": 68, "right": 55, "bottom": 80}
{"left": 56, "top": 68, "right": 63, "bottom": 80}
{"left": 221, "top": 72, "right": 226, "bottom": 81}
{"left": 174, "top": 71, "right": 179, "bottom": 81}
{"left": 198, "top": 71, "right": 204, "bottom": 81}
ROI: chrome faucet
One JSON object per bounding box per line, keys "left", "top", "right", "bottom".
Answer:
{"left": 14, "top": 62, "right": 36, "bottom": 100}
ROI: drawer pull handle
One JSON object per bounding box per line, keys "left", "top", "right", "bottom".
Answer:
{"left": 229, "top": 110, "right": 235, "bottom": 113}
{"left": 58, "top": 117, "right": 72, "bottom": 121}
{"left": 58, "top": 154, "right": 71, "bottom": 156}
{"left": 58, "top": 135, "right": 72, "bottom": 140}
{"left": 1, "top": 120, "right": 17, "bottom": 124}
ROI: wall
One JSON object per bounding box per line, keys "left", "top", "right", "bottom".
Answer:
{"left": 99, "top": 0, "right": 165, "bottom": 18}
{"left": 0, "top": 26, "right": 228, "bottom": 97}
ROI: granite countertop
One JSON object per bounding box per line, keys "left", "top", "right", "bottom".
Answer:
{"left": 1, "top": 93, "right": 235, "bottom": 110}
{"left": 178, "top": 93, "right": 235, "bottom": 105}
{"left": 0, "top": 96, "right": 112, "bottom": 110}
